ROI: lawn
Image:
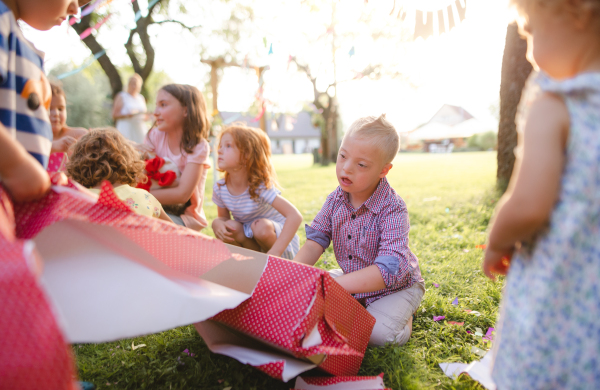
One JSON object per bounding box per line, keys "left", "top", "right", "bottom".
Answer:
{"left": 74, "top": 151, "right": 503, "bottom": 390}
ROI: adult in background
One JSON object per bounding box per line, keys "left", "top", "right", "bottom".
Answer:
{"left": 113, "top": 74, "right": 148, "bottom": 144}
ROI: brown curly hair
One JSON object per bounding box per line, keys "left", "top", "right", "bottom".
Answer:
{"left": 217, "top": 124, "right": 279, "bottom": 201}
{"left": 66, "top": 128, "right": 147, "bottom": 188}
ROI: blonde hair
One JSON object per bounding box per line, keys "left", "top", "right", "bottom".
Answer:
{"left": 510, "top": 0, "right": 600, "bottom": 29}
{"left": 344, "top": 114, "right": 399, "bottom": 164}
{"left": 66, "top": 128, "right": 146, "bottom": 188}
{"left": 217, "top": 124, "right": 279, "bottom": 201}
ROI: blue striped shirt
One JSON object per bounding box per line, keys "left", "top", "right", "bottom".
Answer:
{"left": 0, "top": 1, "right": 52, "bottom": 168}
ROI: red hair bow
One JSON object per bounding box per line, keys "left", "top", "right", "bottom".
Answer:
{"left": 137, "top": 156, "right": 177, "bottom": 191}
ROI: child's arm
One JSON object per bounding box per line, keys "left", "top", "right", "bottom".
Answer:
{"left": 267, "top": 195, "right": 302, "bottom": 257}
{"left": 212, "top": 206, "right": 235, "bottom": 243}
{"left": 484, "top": 93, "right": 568, "bottom": 279}
{"left": 0, "top": 124, "right": 50, "bottom": 201}
{"left": 151, "top": 162, "right": 202, "bottom": 204}
{"left": 50, "top": 136, "right": 77, "bottom": 154}
{"left": 294, "top": 240, "right": 324, "bottom": 266}
{"left": 334, "top": 265, "right": 386, "bottom": 294}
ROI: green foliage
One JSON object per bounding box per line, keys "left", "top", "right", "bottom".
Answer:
{"left": 48, "top": 63, "right": 113, "bottom": 130}
{"left": 75, "top": 152, "right": 502, "bottom": 389}
{"left": 467, "top": 132, "right": 497, "bottom": 151}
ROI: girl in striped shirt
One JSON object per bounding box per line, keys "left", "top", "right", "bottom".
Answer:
{"left": 211, "top": 125, "right": 302, "bottom": 260}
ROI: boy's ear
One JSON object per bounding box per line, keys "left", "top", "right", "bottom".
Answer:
{"left": 379, "top": 163, "right": 393, "bottom": 178}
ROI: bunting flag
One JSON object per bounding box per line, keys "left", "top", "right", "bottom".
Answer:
{"left": 268, "top": 43, "right": 273, "bottom": 55}
{"left": 79, "top": 13, "right": 112, "bottom": 39}
{"left": 348, "top": 46, "right": 355, "bottom": 57}
{"left": 56, "top": 50, "right": 106, "bottom": 80}
{"left": 413, "top": 0, "right": 467, "bottom": 39}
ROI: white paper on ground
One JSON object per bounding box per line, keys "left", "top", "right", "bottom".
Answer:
{"left": 36, "top": 220, "right": 251, "bottom": 343}
{"left": 195, "top": 320, "right": 316, "bottom": 382}
{"left": 294, "top": 375, "right": 385, "bottom": 389}
{"left": 439, "top": 352, "right": 496, "bottom": 390}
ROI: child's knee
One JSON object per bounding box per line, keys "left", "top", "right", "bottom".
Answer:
{"left": 251, "top": 219, "right": 276, "bottom": 241}
{"left": 368, "top": 312, "right": 413, "bottom": 347}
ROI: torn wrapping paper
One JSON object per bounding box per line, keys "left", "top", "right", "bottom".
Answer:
{"left": 197, "top": 250, "right": 376, "bottom": 381}
{"left": 439, "top": 352, "right": 496, "bottom": 390}
{"left": 13, "top": 181, "right": 250, "bottom": 343}
{"left": 0, "top": 186, "right": 77, "bottom": 389}
{"left": 292, "top": 373, "right": 392, "bottom": 389}
{"left": 10, "top": 181, "right": 375, "bottom": 381}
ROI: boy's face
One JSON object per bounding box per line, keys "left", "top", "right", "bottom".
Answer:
{"left": 17, "top": 0, "right": 79, "bottom": 31}
{"left": 335, "top": 135, "right": 392, "bottom": 201}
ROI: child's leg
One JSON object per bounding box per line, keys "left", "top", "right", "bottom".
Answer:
{"left": 228, "top": 220, "right": 261, "bottom": 251}
{"left": 250, "top": 218, "right": 277, "bottom": 252}
{"left": 366, "top": 282, "right": 425, "bottom": 347}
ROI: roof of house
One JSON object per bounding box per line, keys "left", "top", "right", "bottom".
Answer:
{"left": 405, "top": 105, "right": 493, "bottom": 142}
{"left": 219, "top": 111, "right": 321, "bottom": 139}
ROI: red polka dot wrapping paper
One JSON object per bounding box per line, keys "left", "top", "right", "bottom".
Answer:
{"left": 0, "top": 186, "right": 79, "bottom": 390}
{"left": 208, "top": 255, "right": 376, "bottom": 379}
{"left": 7, "top": 180, "right": 251, "bottom": 344}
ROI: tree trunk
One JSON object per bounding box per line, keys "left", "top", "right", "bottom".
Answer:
{"left": 72, "top": 14, "right": 122, "bottom": 98}
{"left": 497, "top": 23, "right": 533, "bottom": 189}
{"left": 327, "top": 96, "right": 338, "bottom": 163}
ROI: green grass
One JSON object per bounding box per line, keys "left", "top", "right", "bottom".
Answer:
{"left": 74, "top": 152, "right": 503, "bottom": 389}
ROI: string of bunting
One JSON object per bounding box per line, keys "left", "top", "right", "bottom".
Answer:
{"left": 56, "top": 49, "right": 106, "bottom": 79}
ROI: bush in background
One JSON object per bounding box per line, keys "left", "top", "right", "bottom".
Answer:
{"left": 467, "top": 131, "right": 497, "bottom": 151}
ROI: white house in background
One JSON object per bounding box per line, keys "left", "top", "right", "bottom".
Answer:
{"left": 402, "top": 104, "right": 496, "bottom": 152}
{"left": 219, "top": 111, "right": 321, "bottom": 154}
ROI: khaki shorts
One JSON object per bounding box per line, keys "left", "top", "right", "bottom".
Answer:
{"left": 328, "top": 269, "right": 425, "bottom": 347}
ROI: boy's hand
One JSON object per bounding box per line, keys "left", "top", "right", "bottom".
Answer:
{"left": 213, "top": 219, "right": 234, "bottom": 243}
{"left": 483, "top": 247, "right": 513, "bottom": 280}
{"left": 2, "top": 156, "right": 50, "bottom": 202}
{"left": 51, "top": 136, "right": 77, "bottom": 154}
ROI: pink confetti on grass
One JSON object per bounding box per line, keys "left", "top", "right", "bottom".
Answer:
{"left": 447, "top": 321, "right": 464, "bottom": 326}
{"left": 433, "top": 283, "right": 439, "bottom": 288}
{"left": 433, "top": 316, "right": 445, "bottom": 321}
{"left": 452, "top": 297, "right": 459, "bottom": 306}
{"left": 483, "top": 327, "right": 495, "bottom": 341}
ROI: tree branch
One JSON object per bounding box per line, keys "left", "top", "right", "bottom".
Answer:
{"left": 153, "top": 19, "right": 201, "bottom": 31}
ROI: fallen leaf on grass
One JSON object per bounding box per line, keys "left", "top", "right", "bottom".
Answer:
{"left": 131, "top": 342, "right": 146, "bottom": 350}
{"left": 452, "top": 297, "right": 459, "bottom": 306}
{"left": 433, "top": 316, "right": 445, "bottom": 321}
{"left": 471, "top": 346, "right": 487, "bottom": 357}
{"left": 447, "top": 321, "right": 464, "bottom": 326}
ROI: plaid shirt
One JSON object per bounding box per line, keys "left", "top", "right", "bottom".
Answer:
{"left": 306, "top": 178, "right": 423, "bottom": 306}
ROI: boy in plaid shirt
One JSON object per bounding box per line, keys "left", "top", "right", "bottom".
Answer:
{"left": 294, "top": 114, "right": 424, "bottom": 346}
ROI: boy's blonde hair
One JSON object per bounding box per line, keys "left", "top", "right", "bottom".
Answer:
{"left": 344, "top": 114, "right": 399, "bottom": 164}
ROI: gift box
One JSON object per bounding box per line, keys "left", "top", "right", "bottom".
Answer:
{"left": 196, "top": 248, "right": 376, "bottom": 381}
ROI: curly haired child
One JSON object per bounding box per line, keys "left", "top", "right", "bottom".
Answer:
{"left": 211, "top": 124, "right": 302, "bottom": 260}
{"left": 67, "top": 128, "right": 172, "bottom": 223}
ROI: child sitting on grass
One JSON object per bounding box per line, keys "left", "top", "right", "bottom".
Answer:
{"left": 67, "top": 128, "right": 172, "bottom": 223}
{"left": 294, "top": 114, "right": 424, "bottom": 346}
{"left": 47, "top": 82, "right": 87, "bottom": 172}
{"left": 211, "top": 124, "right": 302, "bottom": 260}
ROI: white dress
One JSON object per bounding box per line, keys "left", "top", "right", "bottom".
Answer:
{"left": 115, "top": 92, "right": 147, "bottom": 144}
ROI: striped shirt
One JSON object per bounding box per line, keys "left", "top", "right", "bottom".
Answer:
{"left": 212, "top": 179, "right": 300, "bottom": 259}
{"left": 306, "top": 177, "right": 423, "bottom": 306}
{"left": 0, "top": 2, "right": 52, "bottom": 168}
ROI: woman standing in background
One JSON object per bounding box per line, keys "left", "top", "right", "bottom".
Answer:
{"left": 113, "top": 74, "right": 148, "bottom": 144}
